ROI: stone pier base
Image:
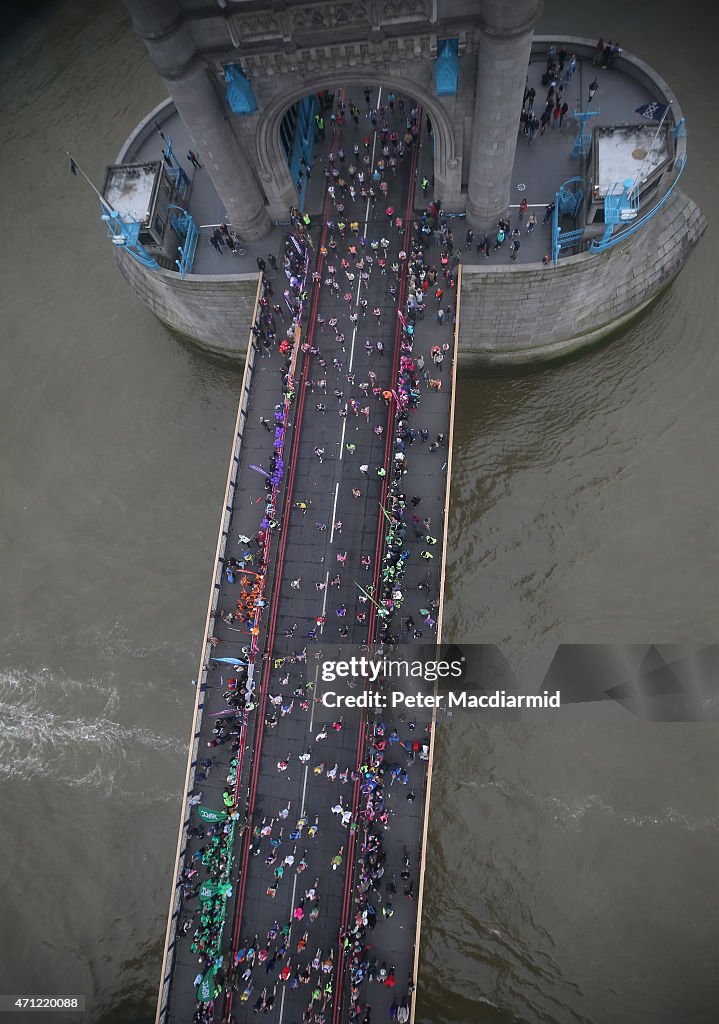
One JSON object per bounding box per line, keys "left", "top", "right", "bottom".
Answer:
{"left": 117, "top": 188, "right": 706, "bottom": 366}
{"left": 456, "top": 189, "right": 707, "bottom": 365}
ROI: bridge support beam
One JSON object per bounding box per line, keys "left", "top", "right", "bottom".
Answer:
{"left": 123, "top": 0, "right": 272, "bottom": 242}
{"left": 465, "top": 0, "right": 543, "bottom": 232}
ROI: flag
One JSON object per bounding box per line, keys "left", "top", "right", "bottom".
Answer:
{"left": 198, "top": 879, "right": 231, "bottom": 901}
{"left": 69, "top": 158, "right": 77, "bottom": 175}
{"left": 197, "top": 805, "right": 228, "bottom": 823}
{"left": 196, "top": 967, "right": 215, "bottom": 1002}
{"left": 199, "top": 880, "right": 221, "bottom": 901}
{"left": 635, "top": 102, "right": 668, "bottom": 121}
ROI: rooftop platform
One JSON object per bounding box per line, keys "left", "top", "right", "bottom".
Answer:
{"left": 104, "top": 161, "right": 160, "bottom": 222}
{"left": 594, "top": 124, "right": 669, "bottom": 195}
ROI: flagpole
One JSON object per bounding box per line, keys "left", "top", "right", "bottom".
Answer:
{"left": 378, "top": 502, "right": 393, "bottom": 525}
{"left": 66, "top": 151, "right": 115, "bottom": 215}
{"left": 629, "top": 101, "right": 672, "bottom": 198}
{"left": 354, "top": 580, "right": 382, "bottom": 613}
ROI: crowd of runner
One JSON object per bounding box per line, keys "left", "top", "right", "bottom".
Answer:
{"left": 180, "top": 86, "right": 454, "bottom": 1023}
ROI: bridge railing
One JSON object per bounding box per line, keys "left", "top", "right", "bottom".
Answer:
{"left": 588, "top": 153, "right": 687, "bottom": 253}
{"left": 408, "top": 264, "right": 461, "bottom": 1024}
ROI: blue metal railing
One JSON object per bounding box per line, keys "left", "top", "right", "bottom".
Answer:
{"left": 551, "top": 199, "right": 560, "bottom": 263}
{"left": 558, "top": 176, "right": 585, "bottom": 218}
{"left": 101, "top": 208, "right": 159, "bottom": 269}
{"left": 552, "top": 177, "right": 585, "bottom": 263}
{"left": 589, "top": 154, "right": 687, "bottom": 253}
{"left": 163, "top": 136, "right": 191, "bottom": 199}
{"left": 166, "top": 165, "right": 190, "bottom": 200}
{"left": 169, "top": 204, "right": 198, "bottom": 277}
{"left": 571, "top": 109, "right": 600, "bottom": 159}
{"left": 604, "top": 181, "right": 639, "bottom": 224}
{"left": 176, "top": 219, "right": 198, "bottom": 277}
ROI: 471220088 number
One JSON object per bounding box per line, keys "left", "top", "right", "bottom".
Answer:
{"left": 0, "top": 996, "right": 85, "bottom": 1012}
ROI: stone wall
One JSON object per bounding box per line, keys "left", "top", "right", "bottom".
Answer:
{"left": 457, "top": 188, "right": 707, "bottom": 365}
{"left": 114, "top": 187, "right": 706, "bottom": 365}
{"left": 115, "top": 250, "right": 260, "bottom": 358}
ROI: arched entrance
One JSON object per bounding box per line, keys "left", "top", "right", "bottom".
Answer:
{"left": 255, "top": 72, "right": 463, "bottom": 222}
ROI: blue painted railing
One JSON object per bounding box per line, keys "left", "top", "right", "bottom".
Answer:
{"left": 552, "top": 177, "right": 585, "bottom": 263}
{"left": 589, "top": 154, "right": 687, "bottom": 253}
{"left": 163, "top": 137, "right": 190, "bottom": 199}
{"left": 290, "top": 96, "right": 317, "bottom": 211}
{"left": 101, "top": 208, "right": 159, "bottom": 269}
{"left": 571, "top": 110, "right": 599, "bottom": 159}
{"left": 169, "top": 204, "right": 198, "bottom": 277}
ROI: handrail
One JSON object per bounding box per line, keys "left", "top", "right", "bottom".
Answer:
{"left": 409, "top": 263, "right": 461, "bottom": 1024}
{"left": 589, "top": 154, "right": 686, "bottom": 252}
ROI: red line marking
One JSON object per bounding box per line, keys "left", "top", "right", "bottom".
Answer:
{"left": 222, "top": 96, "right": 344, "bottom": 1024}
{"left": 330, "top": 105, "right": 422, "bottom": 1024}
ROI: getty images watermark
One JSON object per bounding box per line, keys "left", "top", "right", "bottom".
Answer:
{"left": 318, "top": 655, "right": 561, "bottom": 711}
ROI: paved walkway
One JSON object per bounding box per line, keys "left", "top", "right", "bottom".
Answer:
{"left": 459, "top": 53, "right": 659, "bottom": 266}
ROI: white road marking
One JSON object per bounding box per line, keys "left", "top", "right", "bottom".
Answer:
{"left": 329, "top": 482, "right": 340, "bottom": 542}
{"left": 277, "top": 661, "right": 322, "bottom": 1024}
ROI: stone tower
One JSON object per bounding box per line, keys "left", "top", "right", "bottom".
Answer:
{"left": 123, "top": 0, "right": 543, "bottom": 238}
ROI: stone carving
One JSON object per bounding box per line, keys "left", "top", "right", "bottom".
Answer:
{"left": 290, "top": 2, "right": 370, "bottom": 32}
{"left": 228, "top": 0, "right": 437, "bottom": 54}
{"left": 234, "top": 30, "right": 433, "bottom": 77}
{"left": 379, "top": 0, "right": 429, "bottom": 19}
{"left": 230, "top": 12, "right": 282, "bottom": 40}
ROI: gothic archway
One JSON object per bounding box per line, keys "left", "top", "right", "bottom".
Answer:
{"left": 255, "top": 70, "right": 462, "bottom": 218}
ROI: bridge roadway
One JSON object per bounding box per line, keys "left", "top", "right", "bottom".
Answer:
{"left": 159, "top": 88, "right": 458, "bottom": 1024}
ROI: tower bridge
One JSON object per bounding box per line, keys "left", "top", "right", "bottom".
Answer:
{"left": 89, "top": 4, "right": 707, "bottom": 1021}
{"left": 154, "top": 83, "right": 455, "bottom": 1023}
{"left": 123, "top": 0, "right": 543, "bottom": 237}
{"left": 102, "top": 1, "right": 705, "bottom": 364}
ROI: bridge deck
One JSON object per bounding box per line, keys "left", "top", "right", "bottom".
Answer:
{"left": 160, "top": 87, "right": 456, "bottom": 1024}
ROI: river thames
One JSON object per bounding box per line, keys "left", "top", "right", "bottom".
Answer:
{"left": 0, "top": 1, "right": 716, "bottom": 1021}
